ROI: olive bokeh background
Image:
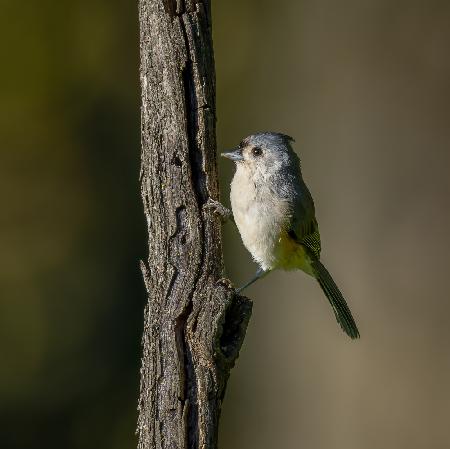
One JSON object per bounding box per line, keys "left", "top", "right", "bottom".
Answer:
{"left": 1, "top": 1, "right": 450, "bottom": 448}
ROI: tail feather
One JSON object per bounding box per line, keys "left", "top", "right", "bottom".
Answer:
{"left": 311, "top": 260, "right": 360, "bottom": 339}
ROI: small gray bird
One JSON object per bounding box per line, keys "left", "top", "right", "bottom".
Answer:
{"left": 221, "top": 132, "right": 359, "bottom": 339}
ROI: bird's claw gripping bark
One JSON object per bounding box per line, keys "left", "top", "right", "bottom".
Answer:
{"left": 203, "top": 198, "right": 234, "bottom": 223}
{"left": 216, "top": 277, "right": 235, "bottom": 290}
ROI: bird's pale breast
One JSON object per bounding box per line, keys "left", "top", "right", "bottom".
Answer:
{"left": 230, "top": 168, "right": 292, "bottom": 270}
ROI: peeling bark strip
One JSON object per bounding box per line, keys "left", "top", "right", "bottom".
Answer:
{"left": 138, "top": 1, "right": 253, "bottom": 449}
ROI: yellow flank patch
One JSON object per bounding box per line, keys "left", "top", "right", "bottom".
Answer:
{"left": 275, "top": 231, "right": 315, "bottom": 275}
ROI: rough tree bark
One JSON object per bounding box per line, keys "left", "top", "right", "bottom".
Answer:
{"left": 138, "top": 1, "right": 252, "bottom": 449}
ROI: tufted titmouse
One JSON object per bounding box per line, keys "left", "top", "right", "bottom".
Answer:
{"left": 221, "top": 132, "right": 359, "bottom": 339}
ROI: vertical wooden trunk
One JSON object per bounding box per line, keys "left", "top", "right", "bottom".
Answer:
{"left": 138, "top": 1, "right": 252, "bottom": 448}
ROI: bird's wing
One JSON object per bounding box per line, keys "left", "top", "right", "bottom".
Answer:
{"left": 286, "top": 183, "right": 322, "bottom": 259}
{"left": 288, "top": 217, "right": 321, "bottom": 260}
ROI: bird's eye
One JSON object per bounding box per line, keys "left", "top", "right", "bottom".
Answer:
{"left": 252, "top": 147, "right": 262, "bottom": 157}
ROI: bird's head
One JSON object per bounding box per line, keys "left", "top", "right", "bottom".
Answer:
{"left": 221, "top": 132, "right": 297, "bottom": 175}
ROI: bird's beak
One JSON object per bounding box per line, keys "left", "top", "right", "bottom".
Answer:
{"left": 221, "top": 147, "right": 244, "bottom": 161}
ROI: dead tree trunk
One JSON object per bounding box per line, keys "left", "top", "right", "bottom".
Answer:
{"left": 137, "top": 1, "right": 252, "bottom": 448}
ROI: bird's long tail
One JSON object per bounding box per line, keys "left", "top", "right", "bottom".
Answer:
{"left": 311, "top": 260, "right": 360, "bottom": 339}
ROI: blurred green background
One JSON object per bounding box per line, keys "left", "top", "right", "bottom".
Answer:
{"left": 1, "top": 1, "right": 450, "bottom": 448}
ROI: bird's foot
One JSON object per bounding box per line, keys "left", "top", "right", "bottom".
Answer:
{"left": 203, "top": 198, "right": 234, "bottom": 223}
{"left": 216, "top": 277, "right": 235, "bottom": 290}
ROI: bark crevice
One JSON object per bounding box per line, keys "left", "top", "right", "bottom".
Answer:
{"left": 181, "top": 35, "right": 207, "bottom": 207}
